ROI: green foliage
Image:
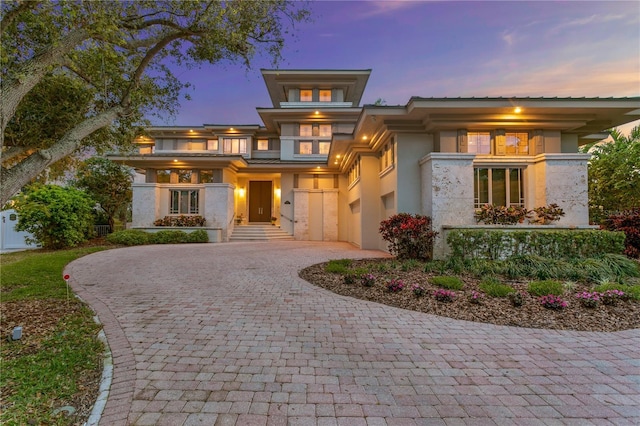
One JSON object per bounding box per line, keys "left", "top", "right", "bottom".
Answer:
{"left": 154, "top": 215, "right": 206, "bottom": 227}
{"left": 325, "top": 259, "right": 352, "bottom": 274}
{"left": 479, "top": 278, "right": 514, "bottom": 298}
{"left": 0, "top": 246, "right": 108, "bottom": 424}
{"left": 187, "top": 229, "right": 209, "bottom": 243}
{"left": 474, "top": 204, "right": 531, "bottom": 225}
{"left": 73, "top": 157, "right": 133, "bottom": 232}
{"left": 584, "top": 126, "right": 640, "bottom": 219}
{"left": 528, "top": 280, "right": 564, "bottom": 296}
{"left": 379, "top": 213, "right": 438, "bottom": 260}
{"left": 13, "top": 184, "right": 95, "bottom": 249}
{"left": 106, "top": 229, "right": 150, "bottom": 246}
{"left": 1, "top": 1, "right": 312, "bottom": 205}
{"left": 149, "top": 230, "right": 190, "bottom": 244}
{"left": 430, "top": 275, "right": 464, "bottom": 290}
{"left": 447, "top": 229, "right": 625, "bottom": 260}
{"left": 530, "top": 204, "right": 565, "bottom": 225}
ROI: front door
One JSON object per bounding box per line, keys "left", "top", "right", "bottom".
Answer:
{"left": 248, "top": 181, "right": 272, "bottom": 222}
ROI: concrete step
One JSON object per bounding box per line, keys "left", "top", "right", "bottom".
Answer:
{"left": 230, "top": 225, "right": 294, "bottom": 241}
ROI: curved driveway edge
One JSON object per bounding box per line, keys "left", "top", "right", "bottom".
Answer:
{"left": 67, "top": 241, "right": 640, "bottom": 425}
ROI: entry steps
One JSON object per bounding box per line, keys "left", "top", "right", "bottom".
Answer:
{"left": 229, "top": 224, "right": 294, "bottom": 242}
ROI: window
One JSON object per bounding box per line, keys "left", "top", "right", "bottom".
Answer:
{"left": 474, "top": 168, "right": 524, "bottom": 208}
{"left": 300, "top": 90, "right": 312, "bottom": 102}
{"left": 223, "top": 138, "right": 247, "bottom": 154}
{"left": 176, "top": 170, "right": 192, "bottom": 183}
{"left": 319, "top": 124, "right": 332, "bottom": 137}
{"left": 380, "top": 140, "right": 395, "bottom": 171}
{"left": 319, "top": 90, "right": 332, "bottom": 102}
{"left": 319, "top": 142, "right": 331, "bottom": 155}
{"left": 207, "top": 139, "right": 219, "bottom": 151}
{"left": 170, "top": 190, "right": 199, "bottom": 214}
{"left": 190, "top": 141, "right": 206, "bottom": 150}
{"left": 157, "top": 169, "right": 171, "bottom": 183}
{"left": 256, "top": 139, "right": 269, "bottom": 150}
{"left": 200, "top": 170, "right": 214, "bottom": 183}
{"left": 299, "top": 124, "right": 313, "bottom": 137}
{"left": 348, "top": 158, "right": 361, "bottom": 185}
{"left": 299, "top": 141, "right": 313, "bottom": 155}
{"left": 506, "top": 132, "right": 529, "bottom": 155}
{"left": 468, "top": 132, "right": 491, "bottom": 154}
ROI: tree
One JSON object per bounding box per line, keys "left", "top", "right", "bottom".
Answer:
{"left": 73, "top": 157, "right": 133, "bottom": 232}
{"left": 1, "top": 1, "right": 311, "bottom": 206}
{"left": 14, "top": 184, "right": 95, "bottom": 249}
{"left": 585, "top": 125, "right": 640, "bottom": 222}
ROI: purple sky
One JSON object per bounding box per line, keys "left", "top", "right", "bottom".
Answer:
{"left": 152, "top": 1, "right": 640, "bottom": 133}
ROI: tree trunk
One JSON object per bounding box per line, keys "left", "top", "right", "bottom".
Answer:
{"left": 0, "top": 107, "right": 123, "bottom": 206}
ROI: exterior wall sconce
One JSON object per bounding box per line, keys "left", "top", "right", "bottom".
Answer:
{"left": 237, "top": 187, "right": 245, "bottom": 197}
{"left": 274, "top": 188, "right": 281, "bottom": 198}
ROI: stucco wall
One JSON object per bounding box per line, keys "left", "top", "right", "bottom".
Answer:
{"left": 396, "top": 133, "right": 434, "bottom": 214}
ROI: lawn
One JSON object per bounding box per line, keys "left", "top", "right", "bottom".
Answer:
{"left": 1, "top": 246, "right": 110, "bottom": 426}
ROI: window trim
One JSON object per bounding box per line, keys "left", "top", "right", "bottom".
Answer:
{"left": 170, "top": 189, "right": 199, "bottom": 215}
{"left": 474, "top": 167, "right": 524, "bottom": 208}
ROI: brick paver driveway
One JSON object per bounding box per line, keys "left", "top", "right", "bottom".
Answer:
{"left": 67, "top": 241, "right": 640, "bottom": 425}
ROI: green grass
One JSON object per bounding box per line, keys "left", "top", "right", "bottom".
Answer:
{"left": 324, "top": 258, "right": 353, "bottom": 274}
{"left": 430, "top": 275, "right": 464, "bottom": 290}
{"left": 1, "top": 246, "right": 109, "bottom": 425}
{"left": 527, "top": 279, "right": 564, "bottom": 296}
{"left": 479, "top": 277, "right": 515, "bottom": 298}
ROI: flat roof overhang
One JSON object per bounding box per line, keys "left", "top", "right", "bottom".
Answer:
{"left": 108, "top": 154, "right": 248, "bottom": 171}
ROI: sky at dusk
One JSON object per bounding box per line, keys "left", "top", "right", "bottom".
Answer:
{"left": 153, "top": 1, "right": 640, "bottom": 133}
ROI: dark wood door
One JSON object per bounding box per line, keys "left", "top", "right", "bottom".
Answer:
{"left": 248, "top": 181, "right": 272, "bottom": 222}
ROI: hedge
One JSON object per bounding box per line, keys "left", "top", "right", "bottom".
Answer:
{"left": 107, "top": 229, "right": 209, "bottom": 246}
{"left": 447, "top": 229, "right": 625, "bottom": 260}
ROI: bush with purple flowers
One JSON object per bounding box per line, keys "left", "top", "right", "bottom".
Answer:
{"left": 601, "top": 289, "right": 625, "bottom": 305}
{"left": 469, "top": 291, "right": 484, "bottom": 304}
{"left": 386, "top": 279, "right": 404, "bottom": 292}
{"left": 575, "top": 291, "right": 600, "bottom": 308}
{"left": 434, "top": 289, "right": 456, "bottom": 302}
{"left": 539, "top": 295, "right": 567, "bottom": 310}
{"left": 412, "top": 284, "right": 426, "bottom": 297}
{"left": 361, "top": 273, "right": 376, "bottom": 287}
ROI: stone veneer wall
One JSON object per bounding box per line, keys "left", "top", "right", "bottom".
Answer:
{"left": 419, "top": 153, "right": 476, "bottom": 259}
{"left": 131, "top": 183, "right": 160, "bottom": 227}
{"left": 533, "top": 154, "right": 591, "bottom": 226}
{"left": 203, "top": 184, "right": 235, "bottom": 241}
{"left": 293, "top": 189, "right": 339, "bottom": 241}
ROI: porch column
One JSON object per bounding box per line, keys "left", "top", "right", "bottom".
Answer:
{"left": 204, "top": 183, "right": 235, "bottom": 241}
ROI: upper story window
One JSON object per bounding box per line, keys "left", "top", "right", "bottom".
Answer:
{"left": 300, "top": 90, "right": 313, "bottom": 102}
{"left": 348, "top": 157, "right": 361, "bottom": 185}
{"left": 468, "top": 132, "right": 491, "bottom": 154}
{"left": 176, "top": 170, "right": 192, "bottom": 183}
{"left": 207, "top": 139, "right": 219, "bottom": 151}
{"left": 223, "top": 138, "right": 247, "bottom": 154}
{"left": 319, "top": 90, "right": 332, "bottom": 102}
{"left": 506, "top": 132, "right": 529, "bottom": 155}
{"left": 380, "top": 140, "right": 395, "bottom": 171}
{"left": 298, "top": 123, "right": 332, "bottom": 137}
{"left": 157, "top": 169, "right": 171, "bottom": 183}
{"left": 256, "top": 139, "right": 269, "bottom": 150}
{"left": 296, "top": 140, "right": 331, "bottom": 155}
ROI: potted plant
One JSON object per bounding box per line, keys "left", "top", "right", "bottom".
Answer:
{"left": 270, "top": 216, "right": 277, "bottom": 225}
{"left": 235, "top": 213, "right": 244, "bottom": 225}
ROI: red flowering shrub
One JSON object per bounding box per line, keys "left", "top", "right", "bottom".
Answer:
{"left": 603, "top": 209, "right": 640, "bottom": 258}
{"left": 379, "top": 213, "right": 438, "bottom": 260}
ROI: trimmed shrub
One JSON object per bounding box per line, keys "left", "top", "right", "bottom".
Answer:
{"left": 187, "top": 229, "right": 209, "bottom": 243}
{"left": 430, "top": 275, "right": 464, "bottom": 290}
{"left": 325, "top": 259, "right": 352, "bottom": 274}
{"left": 528, "top": 280, "right": 564, "bottom": 297}
{"left": 602, "top": 209, "right": 640, "bottom": 258}
{"left": 106, "top": 229, "right": 150, "bottom": 246}
{"left": 149, "top": 230, "right": 189, "bottom": 244}
{"left": 475, "top": 204, "right": 530, "bottom": 225}
{"left": 447, "top": 229, "right": 625, "bottom": 260}
{"left": 14, "top": 185, "right": 95, "bottom": 249}
{"left": 479, "top": 278, "right": 514, "bottom": 298}
{"left": 379, "top": 213, "right": 438, "bottom": 260}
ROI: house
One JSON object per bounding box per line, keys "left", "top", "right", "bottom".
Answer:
{"left": 109, "top": 69, "right": 640, "bottom": 258}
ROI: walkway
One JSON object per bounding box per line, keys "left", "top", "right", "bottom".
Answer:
{"left": 66, "top": 241, "right": 640, "bottom": 425}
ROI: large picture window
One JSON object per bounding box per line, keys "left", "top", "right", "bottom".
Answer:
{"left": 170, "top": 190, "right": 199, "bottom": 214}
{"left": 223, "top": 138, "right": 247, "bottom": 154}
{"left": 474, "top": 168, "right": 523, "bottom": 208}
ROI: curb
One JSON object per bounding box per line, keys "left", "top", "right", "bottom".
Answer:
{"left": 84, "top": 319, "right": 113, "bottom": 426}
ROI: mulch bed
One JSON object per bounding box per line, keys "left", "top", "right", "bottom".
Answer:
{"left": 299, "top": 258, "right": 640, "bottom": 332}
